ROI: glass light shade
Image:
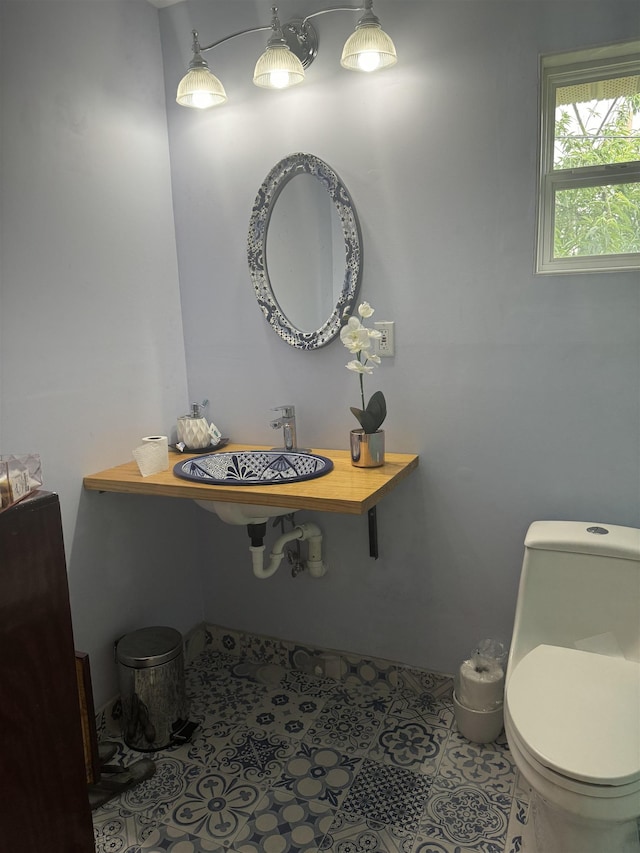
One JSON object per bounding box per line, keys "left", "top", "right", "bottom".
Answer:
{"left": 253, "top": 44, "right": 305, "bottom": 89}
{"left": 176, "top": 66, "right": 227, "bottom": 109}
{"left": 340, "top": 23, "right": 398, "bottom": 72}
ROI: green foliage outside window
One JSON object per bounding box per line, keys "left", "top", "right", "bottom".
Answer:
{"left": 553, "top": 93, "right": 640, "bottom": 258}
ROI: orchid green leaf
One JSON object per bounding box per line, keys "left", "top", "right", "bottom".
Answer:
{"left": 350, "top": 390, "right": 387, "bottom": 434}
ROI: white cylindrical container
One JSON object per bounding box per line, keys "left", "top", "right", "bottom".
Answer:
{"left": 454, "top": 691, "right": 504, "bottom": 743}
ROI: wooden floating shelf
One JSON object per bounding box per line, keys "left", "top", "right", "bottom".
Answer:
{"left": 83, "top": 444, "right": 419, "bottom": 516}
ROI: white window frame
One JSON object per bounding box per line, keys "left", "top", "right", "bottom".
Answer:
{"left": 537, "top": 41, "right": 640, "bottom": 274}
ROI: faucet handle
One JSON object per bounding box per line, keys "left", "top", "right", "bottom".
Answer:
{"left": 272, "top": 405, "right": 295, "bottom": 418}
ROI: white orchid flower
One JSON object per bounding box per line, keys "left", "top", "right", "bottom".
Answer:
{"left": 341, "top": 318, "right": 371, "bottom": 353}
{"left": 358, "top": 302, "right": 375, "bottom": 319}
{"left": 340, "top": 317, "right": 361, "bottom": 339}
{"left": 346, "top": 360, "right": 374, "bottom": 374}
{"left": 356, "top": 330, "right": 372, "bottom": 350}
{"left": 344, "top": 316, "right": 362, "bottom": 329}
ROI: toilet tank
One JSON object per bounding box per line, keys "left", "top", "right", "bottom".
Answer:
{"left": 507, "top": 520, "right": 640, "bottom": 676}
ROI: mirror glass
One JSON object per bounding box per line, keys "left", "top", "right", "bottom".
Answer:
{"left": 248, "top": 153, "right": 362, "bottom": 349}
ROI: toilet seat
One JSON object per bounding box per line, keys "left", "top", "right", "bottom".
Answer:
{"left": 506, "top": 645, "right": 640, "bottom": 787}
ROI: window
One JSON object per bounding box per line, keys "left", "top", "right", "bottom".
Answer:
{"left": 537, "top": 41, "right": 640, "bottom": 274}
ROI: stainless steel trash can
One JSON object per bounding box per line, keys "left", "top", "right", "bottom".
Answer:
{"left": 116, "top": 626, "right": 189, "bottom": 751}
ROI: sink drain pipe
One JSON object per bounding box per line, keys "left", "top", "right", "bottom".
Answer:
{"left": 247, "top": 521, "right": 326, "bottom": 579}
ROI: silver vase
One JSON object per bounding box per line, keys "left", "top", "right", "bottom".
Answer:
{"left": 350, "top": 429, "right": 385, "bottom": 468}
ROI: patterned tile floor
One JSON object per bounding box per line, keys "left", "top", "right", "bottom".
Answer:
{"left": 93, "top": 648, "right": 531, "bottom": 853}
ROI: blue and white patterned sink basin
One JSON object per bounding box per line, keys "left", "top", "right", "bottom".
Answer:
{"left": 173, "top": 450, "right": 334, "bottom": 486}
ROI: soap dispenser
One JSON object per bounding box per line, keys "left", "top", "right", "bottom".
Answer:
{"left": 177, "top": 401, "right": 221, "bottom": 451}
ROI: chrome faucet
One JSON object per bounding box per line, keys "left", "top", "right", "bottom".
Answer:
{"left": 270, "top": 405, "right": 297, "bottom": 451}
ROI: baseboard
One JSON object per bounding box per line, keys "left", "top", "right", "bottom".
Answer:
{"left": 95, "top": 621, "right": 454, "bottom": 738}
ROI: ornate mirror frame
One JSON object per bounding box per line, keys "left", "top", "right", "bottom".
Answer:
{"left": 248, "top": 152, "right": 363, "bottom": 349}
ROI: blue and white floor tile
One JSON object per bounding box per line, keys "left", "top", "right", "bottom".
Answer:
{"left": 437, "top": 731, "right": 516, "bottom": 794}
{"left": 368, "top": 715, "right": 450, "bottom": 775}
{"left": 305, "top": 696, "right": 384, "bottom": 754}
{"left": 94, "top": 647, "right": 526, "bottom": 853}
{"left": 418, "top": 782, "right": 511, "bottom": 853}
{"left": 321, "top": 810, "right": 415, "bottom": 853}
{"left": 140, "top": 825, "right": 224, "bottom": 851}
{"left": 214, "top": 724, "right": 296, "bottom": 787}
{"left": 274, "top": 743, "right": 362, "bottom": 808}
{"left": 244, "top": 689, "right": 324, "bottom": 738}
{"left": 233, "top": 789, "right": 335, "bottom": 853}
{"left": 341, "top": 758, "right": 433, "bottom": 832}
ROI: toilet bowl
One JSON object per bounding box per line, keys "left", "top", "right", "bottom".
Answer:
{"left": 505, "top": 520, "right": 640, "bottom": 853}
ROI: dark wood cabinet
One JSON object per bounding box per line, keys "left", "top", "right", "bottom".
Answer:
{"left": 0, "top": 491, "right": 95, "bottom": 852}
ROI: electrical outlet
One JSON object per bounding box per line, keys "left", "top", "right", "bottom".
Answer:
{"left": 375, "top": 321, "right": 395, "bottom": 357}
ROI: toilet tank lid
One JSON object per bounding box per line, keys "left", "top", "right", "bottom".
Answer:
{"left": 525, "top": 521, "right": 640, "bottom": 562}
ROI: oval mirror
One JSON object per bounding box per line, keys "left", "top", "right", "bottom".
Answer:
{"left": 248, "top": 153, "right": 362, "bottom": 349}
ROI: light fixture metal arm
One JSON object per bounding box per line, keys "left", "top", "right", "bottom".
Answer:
{"left": 302, "top": 5, "right": 367, "bottom": 26}
{"left": 196, "top": 25, "right": 272, "bottom": 55}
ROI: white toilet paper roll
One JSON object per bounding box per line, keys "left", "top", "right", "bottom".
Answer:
{"left": 457, "top": 658, "right": 505, "bottom": 712}
{"left": 142, "top": 436, "right": 168, "bottom": 447}
{"left": 133, "top": 436, "right": 169, "bottom": 477}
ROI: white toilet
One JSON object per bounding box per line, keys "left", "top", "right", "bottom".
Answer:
{"left": 504, "top": 520, "right": 640, "bottom": 853}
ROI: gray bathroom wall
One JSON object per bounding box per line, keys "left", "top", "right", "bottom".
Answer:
{"left": 160, "top": 1, "right": 640, "bottom": 675}
{"left": 0, "top": 0, "right": 204, "bottom": 706}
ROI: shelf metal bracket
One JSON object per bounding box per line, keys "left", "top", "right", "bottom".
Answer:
{"left": 368, "top": 506, "right": 378, "bottom": 559}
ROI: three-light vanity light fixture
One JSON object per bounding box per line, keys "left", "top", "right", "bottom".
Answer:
{"left": 176, "top": 0, "right": 397, "bottom": 109}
